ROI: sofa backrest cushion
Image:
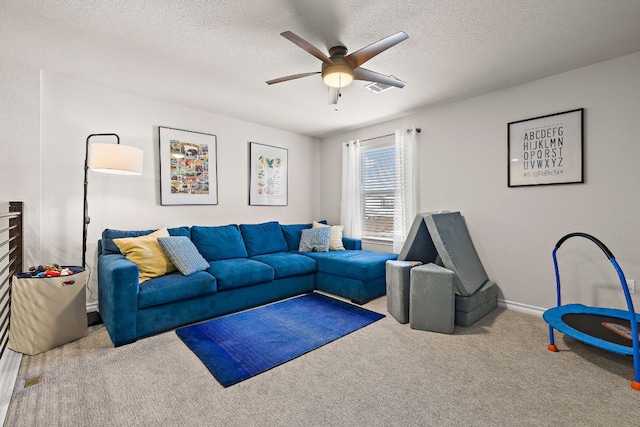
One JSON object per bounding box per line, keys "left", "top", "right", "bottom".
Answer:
{"left": 281, "top": 223, "right": 313, "bottom": 252}
{"left": 101, "top": 226, "right": 191, "bottom": 256}
{"left": 240, "top": 221, "right": 288, "bottom": 257}
{"left": 191, "top": 224, "right": 248, "bottom": 261}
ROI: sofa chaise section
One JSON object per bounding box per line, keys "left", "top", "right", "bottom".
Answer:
{"left": 304, "top": 250, "right": 398, "bottom": 304}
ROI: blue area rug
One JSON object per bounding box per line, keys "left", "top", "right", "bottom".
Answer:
{"left": 176, "top": 292, "right": 384, "bottom": 387}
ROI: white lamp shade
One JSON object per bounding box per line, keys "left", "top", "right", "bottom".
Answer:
{"left": 89, "top": 143, "right": 143, "bottom": 175}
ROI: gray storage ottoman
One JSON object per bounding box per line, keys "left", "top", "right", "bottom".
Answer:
{"left": 386, "top": 260, "right": 422, "bottom": 323}
{"left": 409, "top": 263, "right": 455, "bottom": 333}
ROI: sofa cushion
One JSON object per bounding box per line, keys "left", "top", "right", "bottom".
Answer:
{"left": 113, "top": 228, "right": 177, "bottom": 283}
{"left": 207, "top": 258, "right": 274, "bottom": 290}
{"left": 191, "top": 224, "right": 248, "bottom": 261}
{"left": 281, "top": 223, "right": 313, "bottom": 252}
{"left": 158, "top": 236, "right": 210, "bottom": 276}
{"left": 102, "top": 226, "right": 191, "bottom": 255}
{"left": 303, "top": 250, "right": 398, "bottom": 281}
{"left": 251, "top": 252, "right": 317, "bottom": 279}
{"left": 298, "top": 227, "right": 330, "bottom": 252}
{"left": 138, "top": 270, "right": 217, "bottom": 309}
{"left": 239, "top": 221, "right": 288, "bottom": 257}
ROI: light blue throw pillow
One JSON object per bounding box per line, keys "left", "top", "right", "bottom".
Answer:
{"left": 298, "top": 227, "right": 331, "bottom": 252}
{"left": 158, "top": 236, "right": 210, "bottom": 276}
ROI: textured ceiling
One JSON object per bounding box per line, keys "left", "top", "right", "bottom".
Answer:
{"left": 2, "top": 0, "right": 640, "bottom": 137}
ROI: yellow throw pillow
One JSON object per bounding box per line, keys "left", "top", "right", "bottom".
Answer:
{"left": 113, "top": 228, "right": 177, "bottom": 283}
{"left": 312, "top": 221, "right": 345, "bottom": 251}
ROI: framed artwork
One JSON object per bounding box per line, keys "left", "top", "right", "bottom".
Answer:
{"left": 508, "top": 108, "right": 584, "bottom": 187}
{"left": 249, "top": 142, "right": 288, "bottom": 206}
{"left": 159, "top": 126, "right": 218, "bottom": 205}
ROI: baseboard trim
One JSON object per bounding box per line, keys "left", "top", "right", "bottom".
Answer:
{"left": 0, "top": 349, "right": 22, "bottom": 425}
{"left": 86, "top": 301, "right": 98, "bottom": 313}
{"left": 498, "top": 299, "right": 545, "bottom": 316}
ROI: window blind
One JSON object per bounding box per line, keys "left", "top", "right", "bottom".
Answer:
{"left": 359, "top": 135, "right": 395, "bottom": 239}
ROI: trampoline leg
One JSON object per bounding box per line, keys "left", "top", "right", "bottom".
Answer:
{"left": 547, "top": 325, "right": 558, "bottom": 352}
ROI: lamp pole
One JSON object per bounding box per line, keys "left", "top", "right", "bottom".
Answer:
{"left": 83, "top": 133, "right": 120, "bottom": 269}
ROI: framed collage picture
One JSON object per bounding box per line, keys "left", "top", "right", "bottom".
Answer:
{"left": 159, "top": 126, "right": 218, "bottom": 205}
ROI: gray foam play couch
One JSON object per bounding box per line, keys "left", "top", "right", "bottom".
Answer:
{"left": 390, "top": 211, "right": 498, "bottom": 328}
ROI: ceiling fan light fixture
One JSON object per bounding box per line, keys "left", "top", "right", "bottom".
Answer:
{"left": 322, "top": 64, "right": 354, "bottom": 88}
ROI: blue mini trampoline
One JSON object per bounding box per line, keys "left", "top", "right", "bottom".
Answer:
{"left": 543, "top": 232, "right": 640, "bottom": 391}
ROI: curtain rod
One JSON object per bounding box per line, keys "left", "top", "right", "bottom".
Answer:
{"left": 360, "top": 128, "right": 421, "bottom": 143}
{"left": 361, "top": 133, "right": 393, "bottom": 142}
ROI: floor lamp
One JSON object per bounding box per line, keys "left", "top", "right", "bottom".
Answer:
{"left": 83, "top": 133, "right": 143, "bottom": 269}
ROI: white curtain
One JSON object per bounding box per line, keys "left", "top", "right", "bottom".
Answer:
{"left": 340, "top": 140, "right": 361, "bottom": 239}
{"left": 393, "top": 128, "right": 419, "bottom": 253}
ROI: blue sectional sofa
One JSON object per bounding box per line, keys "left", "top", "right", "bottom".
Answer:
{"left": 98, "top": 221, "right": 397, "bottom": 346}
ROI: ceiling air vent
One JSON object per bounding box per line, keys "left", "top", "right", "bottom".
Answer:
{"left": 364, "top": 76, "right": 398, "bottom": 94}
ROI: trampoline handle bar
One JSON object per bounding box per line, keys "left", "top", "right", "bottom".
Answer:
{"left": 555, "top": 232, "right": 615, "bottom": 259}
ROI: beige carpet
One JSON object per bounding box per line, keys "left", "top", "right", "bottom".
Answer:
{"left": 5, "top": 296, "right": 640, "bottom": 426}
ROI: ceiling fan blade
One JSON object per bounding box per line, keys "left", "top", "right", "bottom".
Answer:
{"left": 346, "top": 32, "right": 409, "bottom": 68}
{"left": 266, "top": 71, "right": 320, "bottom": 85}
{"left": 281, "top": 31, "right": 334, "bottom": 65}
{"left": 329, "top": 87, "right": 340, "bottom": 105}
{"left": 353, "top": 68, "right": 406, "bottom": 88}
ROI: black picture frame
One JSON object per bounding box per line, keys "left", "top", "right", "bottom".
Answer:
{"left": 508, "top": 108, "right": 584, "bottom": 187}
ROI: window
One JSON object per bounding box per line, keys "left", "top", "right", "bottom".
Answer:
{"left": 342, "top": 128, "right": 418, "bottom": 252}
{"left": 360, "top": 137, "right": 395, "bottom": 240}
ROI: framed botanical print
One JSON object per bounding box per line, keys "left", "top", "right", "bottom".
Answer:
{"left": 249, "top": 142, "right": 288, "bottom": 206}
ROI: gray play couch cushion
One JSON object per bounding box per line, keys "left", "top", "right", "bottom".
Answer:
{"left": 424, "top": 212, "right": 488, "bottom": 297}
{"left": 393, "top": 211, "right": 498, "bottom": 328}
{"left": 455, "top": 280, "right": 498, "bottom": 326}
{"left": 397, "top": 213, "right": 439, "bottom": 264}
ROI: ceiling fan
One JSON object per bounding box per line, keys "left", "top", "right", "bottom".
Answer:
{"left": 266, "top": 31, "right": 409, "bottom": 104}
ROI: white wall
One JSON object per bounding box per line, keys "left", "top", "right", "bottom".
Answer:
{"left": 40, "top": 73, "right": 320, "bottom": 302}
{"left": 4, "top": 52, "right": 640, "bottom": 313}
{"left": 0, "top": 63, "right": 41, "bottom": 266}
{"left": 320, "top": 52, "right": 640, "bottom": 312}
{"left": 0, "top": 62, "right": 38, "bottom": 421}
